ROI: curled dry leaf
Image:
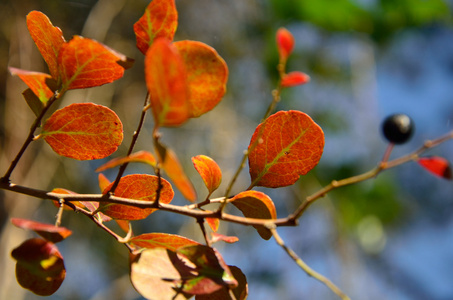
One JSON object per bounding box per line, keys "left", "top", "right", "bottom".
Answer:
{"left": 192, "top": 155, "right": 222, "bottom": 195}
{"left": 101, "top": 174, "right": 174, "bottom": 220}
{"left": 11, "top": 218, "right": 72, "bottom": 243}
{"left": 41, "top": 103, "right": 123, "bottom": 160}
{"left": 229, "top": 190, "right": 277, "bottom": 240}
{"left": 248, "top": 110, "right": 324, "bottom": 188}
{"left": 134, "top": 0, "right": 178, "bottom": 54}
{"left": 11, "top": 238, "right": 66, "bottom": 296}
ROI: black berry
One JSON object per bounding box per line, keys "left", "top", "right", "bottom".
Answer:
{"left": 381, "top": 113, "right": 414, "bottom": 144}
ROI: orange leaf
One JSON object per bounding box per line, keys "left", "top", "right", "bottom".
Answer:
{"left": 276, "top": 27, "right": 295, "bottom": 61}
{"left": 41, "top": 103, "right": 123, "bottom": 160}
{"left": 173, "top": 41, "right": 228, "bottom": 117}
{"left": 229, "top": 191, "right": 276, "bottom": 240}
{"left": 98, "top": 173, "right": 111, "bottom": 192}
{"left": 192, "top": 155, "right": 222, "bottom": 195}
{"left": 134, "top": 0, "right": 178, "bottom": 55}
{"left": 418, "top": 156, "right": 452, "bottom": 179}
{"left": 12, "top": 238, "right": 66, "bottom": 296}
{"left": 206, "top": 218, "right": 220, "bottom": 232}
{"left": 145, "top": 38, "right": 191, "bottom": 127}
{"left": 281, "top": 71, "right": 310, "bottom": 88}
{"left": 11, "top": 218, "right": 72, "bottom": 243}
{"left": 129, "top": 233, "right": 199, "bottom": 251}
{"left": 26, "top": 11, "right": 65, "bottom": 79}
{"left": 155, "top": 141, "right": 197, "bottom": 202}
{"left": 96, "top": 151, "right": 157, "bottom": 172}
{"left": 248, "top": 110, "right": 324, "bottom": 188}
{"left": 9, "top": 67, "right": 55, "bottom": 104}
{"left": 58, "top": 36, "right": 133, "bottom": 91}
{"left": 101, "top": 174, "right": 174, "bottom": 220}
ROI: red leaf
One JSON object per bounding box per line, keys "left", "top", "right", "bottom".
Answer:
{"left": 11, "top": 218, "right": 72, "bottom": 243}
{"left": 276, "top": 27, "right": 295, "bottom": 61}
{"left": 101, "top": 174, "right": 174, "bottom": 220}
{"left": 156, "top": 141, "right": 197, "bottom": 202}
{"left": 11, "top": 238, "right": 65, "bottom": 296}
{"left": 173, "top": 41, "right": 228, "bottom": 117}
{"left": 248, "top": 110, "right": 324, "bottom": 188}
{"left": 9, "top": 67, "right": 55, "bottom": 104}
{"left": 41, "top": 103, "right": 123, "bottom": 160}
{"left": 210, "top": 233, "right": 239, "bottom": 244}
{"left": 418, "top": 156, "right": 452, "bottom": 179}
{"left": 134, "top": 0, "right": 178, "bottom": 55}
{"left": 129, "top": 233, "right": 200, "bottom": 251}
{"left": 229, "top": 191, "right": 277, "bottom": 240}
{"left": 195, "top": 266, "right": 248, "bottom": 300}
{"left": 145, "top": 38, "right": 191, "bottom": 127}
{"left": 206, "top": 218, "right": 220, "bottom": 233}
{"left": 58, "top": 36, "right": 133, "bottom": 91}
{"left": 192, "top": 155, "right": 222, "bottom": 195}
{"left": 281, "top": 71, "right": 310, "bottom": 88}
{"left": 96, "top": 150, "right": 157, "bottom": 172}
{"left": 26, "top": 11, "right": 65, "bottom": 79}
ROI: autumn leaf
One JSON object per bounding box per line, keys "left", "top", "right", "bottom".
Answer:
{"left": 206, "top": 218, "right": 220, "bottom": 233}
{"left": 229, "top": 191, "right": 277, "bottom": 240}
{"left": 58, "top": 36, "right": 133, "bottom": 91}
{"left": 418, "top": 156, "right": 452, "bottom": 179}
{"left": 134, "top": 0, "right": 178, "bottom": 55}
{"left": 41, "top": 103, "right": 123, "bottom": 160}
{"left": 100, "top": 174, "right": 174, "bottom": 220}
{"left": 210, "top": 233, "right": 239, "bottom": 244}
{"left": 173, "top": 41, "right": 228, "bottom": 118}
{"left": 155, "top": 140, "right": 197, "bottom": 202}
{"left": 248, "top": 110, "right": 324, "bottom": 188}
{"left": 276, "top": 27, "right": 295, "bottom": 61}
{"left": 11, "top": 238, "right": 66, "bottom": 296}
{"left": 11, "top": 218, "right": 72, "bottom": 243}
{"left": 192, "top": 155, "right": 222, "bottom": 195}
{"left": 281, "top": 71, "right": 310, "bottom": 88}
{"left": 195, "top": 266, "right": 248, "bottom": 300}
{"left": 129, "top": 233, "right": 199, "bottom": 252}
{"left": 9, "top": 67, "right": 55, "bottom": 104}
{"left": 96, "top": 151, "right": 157, "bottom": 172}
{"left": 26, "top": 11, "right": 65, "bottom": 79}
{"left": 145, "top": 38, "right": 191, "bottom": 127}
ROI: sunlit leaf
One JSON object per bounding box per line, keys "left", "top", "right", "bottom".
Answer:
{"left": 11, "top": 218, "right": 72, "bottom": 243}
{"left": 206, "top": 218, "right": 220, "bottom": 233}
{"left": 96, "top": 151, "right": 157, "bottom": 172}
{"left": 134, "top": 0, "right": 178, "bottom": 55}
{"left": 174, "top": 41, "right": 228, "bottom": 117}
{"left": 100, "top": 174, "right": 174, "bottom": 220}
{"left": 9, "top": 67, "right": 55, "bottom": 104}
{"left": 129, "top": 233, "right": 199, "bottom": 251}
{"left": 276, "top": 27, "right": 294, "bottom": 61}
{"left": 130, "top": 247, "right": 192, "bottom": 300}
{"left": 58, "top": 36, "right": 133, "bottom": 91}
{"left": 281, "top": 71, "right": 310, "bottom": 87}
{"left": 145, "top": 38, "right": 191, "bottom": 127}
{"left": 418, "top": 156, "right": 452, "bottom": 179}
{"left": 229, "top": 191, "right": 276, "bottom": 240}
{"left": 248, "top": 110, "right": 324, "bottom": 188}
{"left": 195, "top": 266, "right": 248, "bottom": 300}
{"left": 192, "top": 155, "right": 222, "bottom": 195}
{"left": 11, "top": 238, "right": 65, "bottom": 296}
{"left": 41, "top": 103, "right": 123, "bottom": 160}
{"left": 155, "top": 140, "right": 197, "bottom": 202}
{"left": 26, "top": 11, "right": 65, "bottom": 79}
{"left": 98, "top": 173, "right": 111, "bottom": 192}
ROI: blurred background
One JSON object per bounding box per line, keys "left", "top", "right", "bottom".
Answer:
{"left": 1, "top": 0, "right": 453, "bottom": 299}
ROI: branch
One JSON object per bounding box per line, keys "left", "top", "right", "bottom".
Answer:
{"left": 268, "top": 224, "right": 350, "bottom": 300}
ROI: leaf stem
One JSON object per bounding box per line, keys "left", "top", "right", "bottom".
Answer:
{"left": 268, "top": 225, "right": 350, "bottom": 300}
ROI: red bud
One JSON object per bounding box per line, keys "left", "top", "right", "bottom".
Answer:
{"left": 281, "top": 71, "right": 310, "bottom": 88}
{"left": 276, "top": 27, "right": 295, "bottom": 61}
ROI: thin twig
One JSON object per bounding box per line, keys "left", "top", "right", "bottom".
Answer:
{"left": 268, "top": 224, "right": 351, "bottom": 300}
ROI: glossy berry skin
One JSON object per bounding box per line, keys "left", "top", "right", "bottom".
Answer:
{"left": 381, "top": 113, "right": 414, "bottom": 144}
